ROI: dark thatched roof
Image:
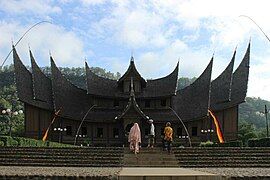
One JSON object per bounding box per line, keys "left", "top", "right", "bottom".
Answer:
{"left": 30, "top": 50, "right": 53, "bottom": 110}
{"left": 210, "top": 50, "right": 235, "bottom": 110}
{"left": 142, "top": 62, "right": 179, "bottom": 98}
{"left": 118, "top": 57, "right": 146, "bottom": 86}
{"left": 13, "top": 43, "right": 250, "bottom": 123}
{"left": 85, "top": 62, "right": 118, "bottom": 97}
{"left": 173, "top": 58, "right": 213, "bottom": 121}
{"left": 13, "top": 47, "right": 34, "bottom": 105}
{"left": 86, "top": 59, "right": 179, "bottom": 98}
{"left": 223, "top": 43, "right": 250, "bottom": 109}
{"left": 50, "top": 57, "right": 93, "bottom": 120}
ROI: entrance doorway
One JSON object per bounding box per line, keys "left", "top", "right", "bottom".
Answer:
{"left": 125, "top": 123, "right": 134, "bottom": 136}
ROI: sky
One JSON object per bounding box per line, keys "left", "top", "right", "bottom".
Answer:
{"left": 1, "top": 0, "right": 270, "bottom": 100}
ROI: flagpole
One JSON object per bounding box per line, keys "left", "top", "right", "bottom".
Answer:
{"left": 42, "top": 108, "right": 61, "bottom": 142}
{"left": 74, "top": 104, "right": 97, "bottom": 146}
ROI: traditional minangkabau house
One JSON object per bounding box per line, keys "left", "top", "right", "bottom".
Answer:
{"left": 12, "top": 42, "right": 250, "bottom": 146}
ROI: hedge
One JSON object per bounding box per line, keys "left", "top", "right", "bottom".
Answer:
{"left": 0, "top": 136, "right": 74, "bottom": 148}
{"left": 0, "top": 141, "right": 4, "bottom": 146}
{"left": 0, "top": 136, "right": 18, "bottom": 146}
{"left": 248, "top": 137, "right": 270, "bottom": 147}
{"left": 199, "top": 140, "right": 243, "bottom": 147}
{"left": 199, "top": 141, "right": 214, "bottom": 147}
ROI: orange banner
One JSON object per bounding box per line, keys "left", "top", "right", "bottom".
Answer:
{"left": 208, "top": 109, "right": 225, "bottom": 143}
{"left": 42, "top": 109, "right": 61, "bottom": 142}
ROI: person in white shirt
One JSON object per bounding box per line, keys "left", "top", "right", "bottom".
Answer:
{"left": 147, "top": 119, "right": 155, "bottom": 148}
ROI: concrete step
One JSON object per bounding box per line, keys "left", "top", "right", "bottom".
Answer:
{"left": 123, "top": 147, "right": 179, "bottom": 167}
{"left": 176, "top": 157, "right": 270, "bottom": 161}
{"left": 0, "top": 162, "right": 122, "bottom": 167}
{"left": 118, "top": 167, "right": 224, "bottom": 180}
{"left": 0, "top": 147, "right": 124, "bottom": 167}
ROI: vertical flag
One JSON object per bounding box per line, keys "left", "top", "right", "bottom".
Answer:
{"left": 42, "top": 109, "right": 61, "bottom": 142}
{"left": 208, "top": 109, "right": 225, "bottom": 143}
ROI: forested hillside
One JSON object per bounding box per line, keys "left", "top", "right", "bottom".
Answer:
{"left": 0, "top": 65, "right": 268, "bottom": 138}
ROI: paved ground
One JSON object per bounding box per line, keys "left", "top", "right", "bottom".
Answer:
{"left": 192, "top": 168, "right": 270, "bottom": 178}
{"left": 118, "top": 167, "right": 223, "bottom": 180}
{"left": 0, "top": 166, "right": 120, "bottom": 177}
{"left": 0, "top": 166, "right": 269, "bottom": 179}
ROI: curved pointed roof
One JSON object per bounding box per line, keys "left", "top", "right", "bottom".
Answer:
{"left": 30, "top": 50, "right": 53, "bottom": 110}
{"left": 142, "top": 62, "right": 179, "bottom": 97}
{"left": 228, "top": 42, "right": 250, "bottom": 107}
{"left": 85, "top": 58, "right": 178, "bottom": 98}
{"left": 85, "top": 62, "right": 118, "bottom": 97}
{"left": 118, "top": 57, "right": 146, "bottom": 86}
{"left": 51, "top": 57, "right": 93, "bottom": 119}
{"left": 173, "top": 58, "right": 213, "bottom": 121}
{"left": 13, "top": 46, "right": 34, "bottom": 105}
{"left": 210, "top": 50, "right": 235, "bottom": 110}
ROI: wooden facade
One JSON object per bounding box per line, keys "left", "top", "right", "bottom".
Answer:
{"left": 13, "top": 43, "right": 250, "bottom": 146}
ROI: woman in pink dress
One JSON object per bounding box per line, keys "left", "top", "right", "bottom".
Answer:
{"left": 128, "top": 123, "right": 141, "bottom": 154}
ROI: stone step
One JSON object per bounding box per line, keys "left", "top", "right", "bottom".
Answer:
{"left": 178, "top": 160, "right": 270, "bottom": 165}
{"left": 179, "top": 163, "right": 270, "bottom": 167}
{"left": 0, "top": 152, "right": 123, "bottom": 157}
{"left": 0, "top": 158, "right": 123, "bottom": 164}
{"left": 124, "top": 156, "right": 176, "bottom": 161}
{"left": 173, "top": 148, "right": 270, "bottom": 152}
{"left": 0, "top": 155, "right": 122, "bottom": 161}
{"left": 176, "top": 157, "right": 270, "bottom": 161}
{"left": 0, "top": 149, "right": 124, "bottom": 153}
{"left": 175, "top": 153, "right": 270, "bottom": 156}
{"left": 0, "top": 147, "right": 124, "bottom": 167}
{"left": 0, "top": 162, "right": 122, "bottom": 167}
{"left": 118, "top": 167, "right": 224, "bottom": 180}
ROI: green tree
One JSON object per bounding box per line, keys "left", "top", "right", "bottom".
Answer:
{"left": 177, "top": 77, "right": 196, "bottom": 90}
{"left": 238, "top": 122, "right": 258, "bottom": 146}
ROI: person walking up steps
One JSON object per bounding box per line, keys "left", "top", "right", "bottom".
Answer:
{"left": 128, "top": 123, "right": 141, "bottom": 154}
{"left": 147, "top": 119, "right": 155, "bottom": 148}
{"left": 164, "top": 122, "right": 173, "bottom": 154}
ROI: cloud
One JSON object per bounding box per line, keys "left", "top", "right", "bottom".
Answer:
{"left": 0, "top": 0, "right": 61, "bottom": 15}
{"left": 1, "top": 0, "right": 270, "bottom": 101}
{"left": 80, "top": 0, "right": 107, "bottom": 6}
{"left": 0, "top": 21, "right": 87, "bottom": 67}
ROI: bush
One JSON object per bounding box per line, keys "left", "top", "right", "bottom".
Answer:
{"left": 219, "top": 140, "right": 243, "bottom": 147}
{"left": 0, "top": 136, "right": 18, "bottom": 146}
{"left": 0, "top": 136, "right": 74, "bottom": 148}
{"left": 199, "top": 140, "right": 243, "bottom": 147}
{"left": 248, "top": 137, "right": 270, "bottom": 147}
{"left": 199, "top": 140, "right": 214, "bottom": 147}
{"left": 0, "top": 141, "right": 4, "bottom": 146}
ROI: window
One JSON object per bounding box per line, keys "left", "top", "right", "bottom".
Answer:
{"left": 66, "top": 126, "right": 72, "bottom": 136}
{"left": 113, "top": 100, "right": 119, "bottom": 107}
{"left": 145, "top": 100, "right": 150, "bottom": 108}
{"left": 161, "top": 99, "right": 166, "bottom": 107}
{"left": 82, "top": 127, "right": 87, "bottom": 136}
{"left": 192, "top": 127, "right": 197, "bottom": 136}
{"left": 97, "top": 128, "right": 103, "bottom": 138}
{"left": 177, "top": 127, "right": 182, "bottom": 137}
{"left": 113, "top": 128, "right": 119, "bottom": 138}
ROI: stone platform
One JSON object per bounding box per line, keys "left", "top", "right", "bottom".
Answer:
{"left": 118, "top": 167, "right": 224, "bottom": 180}
{"left": 0, "top": 166, "right": 270, "bottom": 179}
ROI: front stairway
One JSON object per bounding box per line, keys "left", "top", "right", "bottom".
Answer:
{"left": 123, "top": 147, "right": 179, "bottom": 167}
